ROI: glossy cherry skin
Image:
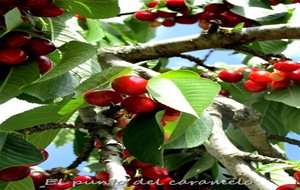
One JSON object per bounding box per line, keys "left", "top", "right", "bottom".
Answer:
{"left": 146, "top": 0, "right": 159, "bottom": 8}
{"left": 162, "top": 19, "right": 176, "bottom": 27}
{"left": 33, "top": 55, "right": 53, "bottom": 74}
{"left": 294, "top": 171, "right": 300, "bottom": 182}
{"left": 4, "top": 31, "right": 31, "bottom": 48}
{"left": 157, "top": 10, "right": 176, "bottom": 18}
{"left": 73, "top": 175, "right": 93, "bottom": 184}
{"left": 291, "top": 69, "right": 300, "bottom": 80}
{"left": 134, "top": 10, "right": 158, "bottom": 21}
{"left": 166, "top": 0, "right": 186, "bottom": 11}
{"left": 124, "top": 165, "right": 137, "bottom": 178}
{"left": 141, "top": 166, "right": 169, "bottom": 180}
{"left": 26, "top": 38, "right": 56, "bottom": 55}
{"left": 46, "top": 181, "right": 73, "bottom": 190}
{"left": 95, "top": 171, "right": 109, "bottom": 184}
{"left": 29, "top": 5, "right": 65, "bottom": 17}
{"left": 218, "top": 70, "right": 243, "bottom": 83}
{"left": 84, "top": 90, "right": 123, "bottom": 107}
{"left": 204, "top": 3, "right": 228, "bottom": 13}
{"left": 276, "top": 184, "right": 300, "bottom": 190}
{"left": 274, "top": 61, "right": 300, "bottom": 72}
{"left": 130, "top": 159, "right": 153, "bottom": 169}
{"left": 271, "top": 79, "right": 290, "bottom": 89}
{"left": 112, "top": 76, "right": 148, "bottom": 95}
{"left": 243, "top": 80, "right": 267, "bottom": 93}
{"left": 121, "top": 96, "right": 157, "bottom": 113}
{"left": 248, "top": 70, "right": 272, "bottom": 83}
{"left": 0, "top": 48, "right": 28, "bottom": 65}
{"left": 218, "top": 89, "right": 230, "bottom": 97}
{"left": 0, "top": 166, "right": 31, "bottom": 181}
{"left": 41, "top": 149, "right": 49, "bottom": 162}
{"left": 30, "top": 172, "right": 48, "bottom": 189}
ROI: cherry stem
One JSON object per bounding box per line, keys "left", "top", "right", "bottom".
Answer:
{"left": 268, "top": 133, "right": 300, "bottom": 148}
{"left": 116, "top": 11, "right": 136, "bottom": 17}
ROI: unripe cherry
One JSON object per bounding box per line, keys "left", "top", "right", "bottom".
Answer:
{"left": 274, "top": 61, "right": 300, "bottom": 72}
{"left": 243, "top": 80, "right": 267, "bottom": 93}
{"left": 270, "top": 71, "right": 287, "bottom": 81}
{"left": 112, "top": 75, "right": 148, "bottom": 95}
{"left": 121, "top": 96, "right": 157, "bottom": 113}
{"left": 84, "top": 90, "right": 123, "bottom": 107}
{"left": 218, "top": 70, "right": 243, "bottom": 83}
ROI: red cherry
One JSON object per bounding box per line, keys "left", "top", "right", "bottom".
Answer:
{"left": 175, "top": 16, "right": 198, "bottom": 24}
{"left": 157, "top": 10, "right": 176, "bottom": 18}
{"left": 46, "top": 181, "right": 73, "bottom": 190}
{"left": 116, "top": 129, "right": 124, "bottom": 141}
{"left": 94, "top": 139, "right": 103, "bottom": 148}
{"left": 243, "top": 80, "right": 267, "bottom": 93}
{"left": 271, "top": 79, "right": 290, "bottom": 89}
{"left": 294, "top": 171, "right": 300, "bottom": 182}
{"left": 166, "top": 0, "right": 186, "bottom": 11}
{"left": 112, "top": 76, "right": 148, "bottom": 95}
{"left": 73, "top": 175, "right": 93, "bottom": 183}
{"left": 204, "top": 3, "right": 228, "bottom": 13}
{"left": 276, "top": 184, "right": 300, "bottom": 190}
{"left": 274, "top": 61, "right": 300, "bottom": 72}
{"left": 84, "top": 90, "right": 123, "bottom": 107}
{"left": 134, "top": 10, "right": 158, "bottom": 21}
{"left": 30, "top": 172, "right": 48, "bottom": 189}
{"left": 95, "top": 171, "right": 109, "bottom": 184}
{"left": 270, "top": 71, "right": 287, "bottom": 81}
{"left": 130, "top": 159, "right": 153, "bottom": 169}
{"left": 141, "top": 166, "right": 169, "bottom": 180}
{"left": 159, "top": 177, "right": 173, "bottom": 185}
{"left": 218, "top": 89, "right": 230, "bottom": 97}
{"left": 248, "top": 70, "right": 272, "bottom": 83}
{"left": 22, "top": 0, "right": 52, "bottom": 7}
{"left": 0, "top": 48, "right": 28, "bottom": 65}
{"left": 0, "top": 166, "right": 31, "bottom": 181}
{"left": 26, "top": 38, "right": 56, "bottom": 55}
{"left": 0, "top": 0, "right": 17, "bottom": 4}
{"left": 161, "top": 108, "right": 180, "bottom": 123}
{"left": 218, "top": 70, "right": 243, "bottom": 83}
{"left": 124, "top": 165, "right": 136, "bottom": 178}
{"left": 291, "top": 69, "right": 300, "bottom": 80}
{"left": 4, "top": 31, "right": 31, "bottom": 48}
{"left": 162, "top": 19, "right": 176, "bottom": 27}
{"left": 41, "top": 149, "right": 49, "bottom": 162}
{"left": 122, "top": 149, "right": 131, "bottom": 158}
{"left": 29, "top": 5, "right": 65, "bottom": 17}
{"left": 33, "top": 55, "right": 53, "bottom": 74}
{"left": 268, "top": 0, "right": 280, "bottom": 5}
{"left": 121, "top": 96, "right": 157, "bottom": 113}
{"left": 146, "top": 0, "right": 159, "bottom": 8}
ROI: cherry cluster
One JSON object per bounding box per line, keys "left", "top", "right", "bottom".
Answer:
{"left": 0, "top": 31, "right": 55, "bottom": 74}
{"left": 217, "top": 60, "right": 300, "bottom": 93}
{"left": 134, "top": 0, "right": 256, "bottom": 28}
{"left": 0, "top": 149, "right": 48, "bottom": 182}
{"left": 276, "top": 171, "right": 300, "bottom": 190}
{"left": 0, "top": 0, "right": 64, "bottom": 18}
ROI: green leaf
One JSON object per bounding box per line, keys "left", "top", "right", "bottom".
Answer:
{"left": 73, "top": 130, "right": 89, "bottom": 156}
{"left": 164, "top": 153, "right": 198, "bottom": 171}
{"left": 148, "top": 70, "right": 220, "bottom": 118}
{"left": 163, "top": 114, "right": 213, "bottom": 149}
{"left": 0, "top": 177, "right": 35, "bottom": 190}
{"left": 0, "top": 133, "right": 43, "bottom": 170}
{"left": 0, "top": 100, "right": 71, "bottom": 131}
{"left": 53, "top": 129, "right": 75, "bottom": 148}
{"left": 249, "top": 40, "right": 289, "bottom": 54}
{"left": 226, "top": 0, "right": 272, "bottom": 8}
{"left": 49, "top": 13, "right": 86, "bottom": 46}
{"left": 33, "top": 41, "right": 96, "bottom": 83}
{"left": 55, "top": 0, "right": 120, "bottom": 19}
{"left": 85, "top": 19, "right": 105, "bottom": 43}
{"left": 225, "top": 126, "right": 255, "bottom": 152}
{"left": 123, "top": 114, "right": 164, "bottom": 166}
{"left": 124, "top": 16, "right": 156, "bottom": 43}
{"left": 75, "top": 67, "right": 132, "bottom": 96}
{"left": 183, "top": 153, "right": 215, "bottom": 180}
{"left": 0, "top": 62, "right": 40, "bottom": 104}
{"left": 58, "top": 96, "right": 85, "bottom": 115}
{"left": 257, "top": 163, "right": 295, "bottom": 173}
{"left": 280, "top": 104, "right": 300, "bottom": 134}
{"left": 265, "top": 85, "right": 300, "bottom": 108}
{"left": 21, "top": 72, "right": 79, "bottom": 101}
{"left": 28, "top": 129, "right": 61, "bottom": 149}
{"left": 4, "top": 8, "right": 23, "bottom": 32}
{"left": 252, "top": 100, "right": 289, "bottom": 135}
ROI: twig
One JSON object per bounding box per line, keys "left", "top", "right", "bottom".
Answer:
{"left": 236, "top": 153, "right": 286, "bottom": 164}
{"left": 66, "top": 138, "right": 95, "bottom": 170}
{"left": 116, "top": 11, "right": 136, "bottom": 17}
{"left": 268, "top": 133, "right": 300, "bottom": 148}
{"left": 17, "top": 123, "right": 85, "bottom": 134}
{"left": 175, "top": 52, "right": 216, "bottom": 71}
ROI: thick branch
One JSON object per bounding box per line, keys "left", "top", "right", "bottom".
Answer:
{"left": 204, "top": 107, "right": 278, "bottom": 190}
{"left": 214, "top": 96, "right": 286, "bottom": 159}
{"left": 99, "top": 24, "right": 300, "bottom": 63}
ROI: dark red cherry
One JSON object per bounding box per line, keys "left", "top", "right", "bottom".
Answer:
{"left": 0, "top": 0, "right": 17, "bottom": 4}
{"left": 33, "top": 55, "right": 53, "bottom": 74}
{"left": 130, "top": 159, "right": 153, "bottom": 169}
{"left": 162, "top": 19, "right": 176, "bottom": 27}
{"left": 29, "top": 5, "right": 65, "bottom": 17}
{"left": 30, "top": 172, "right": 48, "bottom": 189}
{"left": 218, "top": 70, "right": 243, "bottom": 83}
{"left": 84, "top": 90, "right": 123, "bottom": 107}
{"left": 95, "top": 171, "right": 109, "bottom": 184}
{"left": 26, "top": 37, "right": 56, "bottom": 55}
{"left": 0, "top": 48, "right": 28, "bottom": 65}
{"left": 121, "top": 96, "right": 157, "bottom": 113}
{"left": 4, "top": 31, "right": 31, "bottom": 47}
{"left": 41, "top": 149, "right": 49, "bottom": 162}
{"left": 0, "top": 166, "right": 31, "bottom": 181}
{"left": 157, "top": 10, "right": 176, "bottom": 18}
{"left": 112, "top": 76, "right": 148, "bottom": 95}
{"left": 22, "top": 0, "right": 52, "bottom": 7}
{"left": 204, "top": 3, "right": 228, "bottom": 13}
{"left": 175, "top": 16, "right": 198, "bottom": 24}
{"left": 274, "top": 61, "right": 300, "bottom": 72}
{"left": 134, "top": 10, "right": 158, "bottom": 21}
{"left": 293, "top": 171, "right": 300, "bottom": 183}
{"left": 141, "top": 166, "right": 169, "bottom": 180}
{"left": 124, "top": 165, "right": 137, "bottom": 178}
{"left": 166, "top": 0, "right": 186, "bottom": 11}
{"left": 243, "top": 80, "right": 267, "bottom": 93}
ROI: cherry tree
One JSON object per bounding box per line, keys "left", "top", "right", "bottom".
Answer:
{"left": 0, "top": 0, "right": 300, "bottom": 190}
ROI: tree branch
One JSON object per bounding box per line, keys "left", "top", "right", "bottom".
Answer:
{"left": 17, "top": 123, "right": 85, "bottom": 134}
{"left": 214, "top": 96, "right": 286, "bottom": 159}
{"left": 175, "top": 53, "right": 216, "bottom": 71}
{"left": 204, "top": 106, "right": 278, "bottom": 190}
{"left": 268, "top": 133, "right": 300, "bottom": 148}
{"left": 99, "top": 24, "right": 300, "bottom": 63}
